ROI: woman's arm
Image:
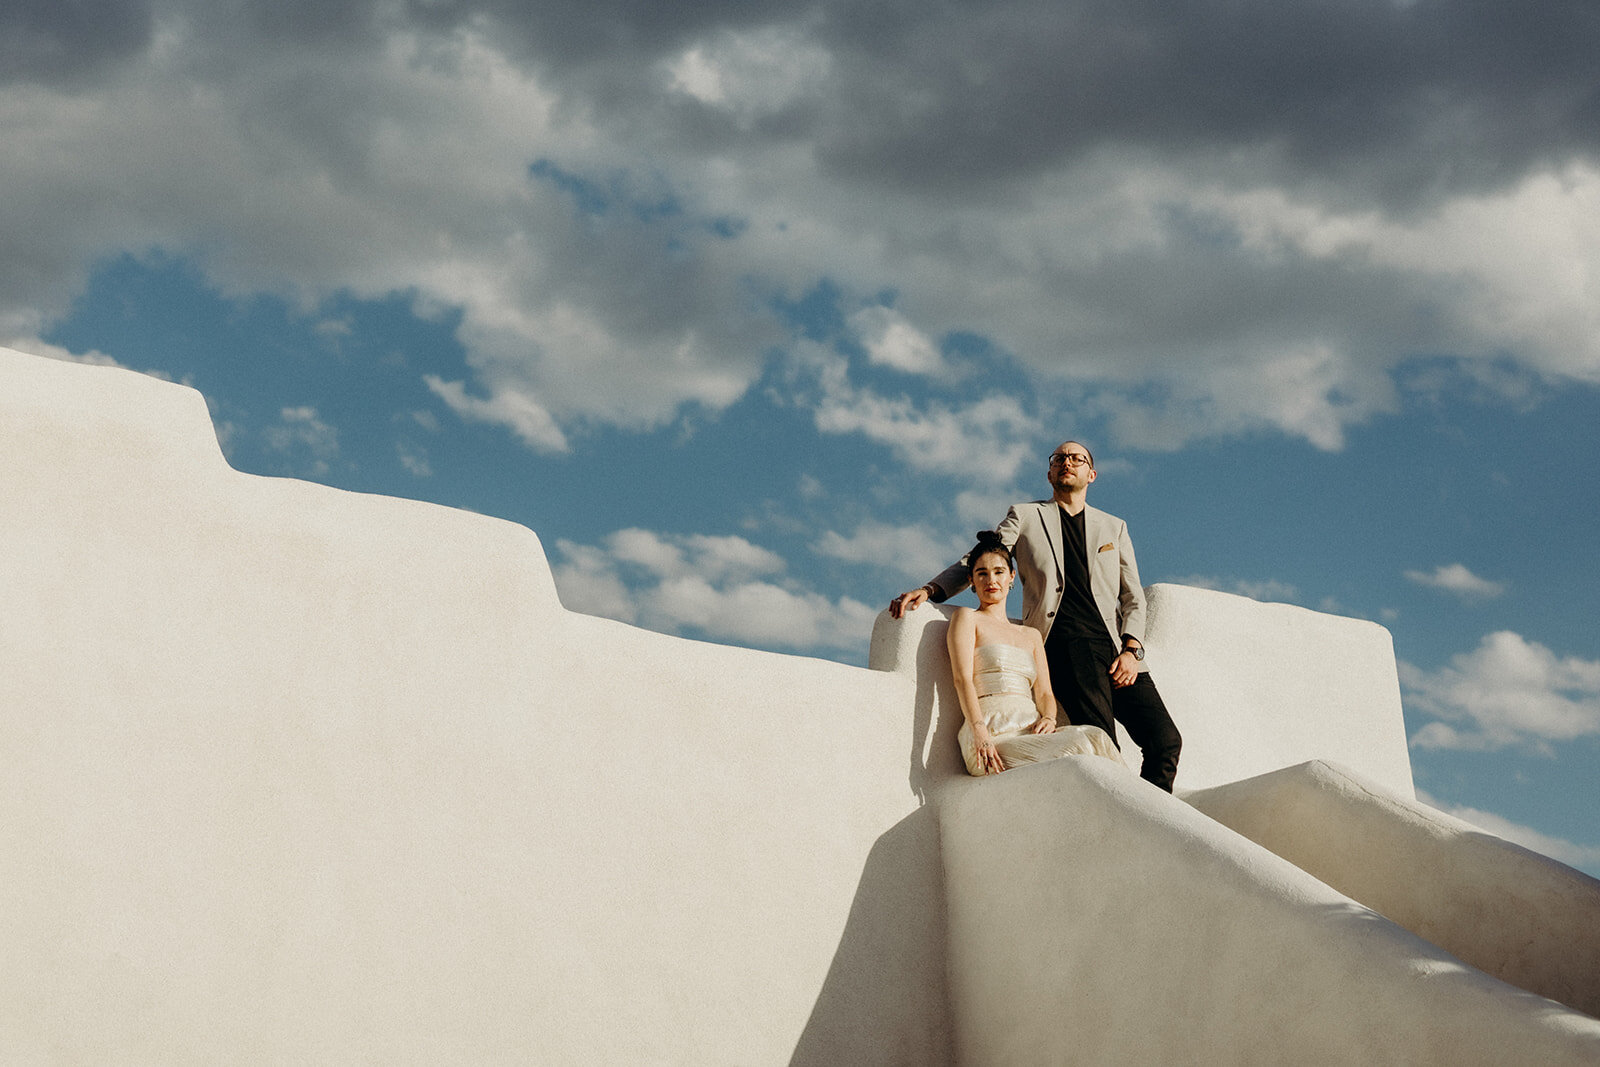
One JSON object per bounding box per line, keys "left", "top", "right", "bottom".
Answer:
{"left": 1027, "top": 628, "right": 1058, "bottom": 734}
{"left": 947, "top": 609, "right": 1005, "bottom": 774}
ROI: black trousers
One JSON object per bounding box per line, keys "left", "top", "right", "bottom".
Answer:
{"left": 1045, "top": 632, "right": 1183, "bottom": 792}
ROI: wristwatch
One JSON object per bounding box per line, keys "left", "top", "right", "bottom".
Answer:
{"left": 1122, "top": 642, "right": 1145, "bottom": 662}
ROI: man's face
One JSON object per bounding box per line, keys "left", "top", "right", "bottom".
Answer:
{"left": 1047, "top": 441, "right": 1096, "bottom": 491}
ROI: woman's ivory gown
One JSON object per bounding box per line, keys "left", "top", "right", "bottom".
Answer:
{"left": 958, "top": 642, "right": 1123, "bottom": 776}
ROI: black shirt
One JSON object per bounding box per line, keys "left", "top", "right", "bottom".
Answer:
{"left": 1052, "top": 504, "right": 1111, "bottom": 642}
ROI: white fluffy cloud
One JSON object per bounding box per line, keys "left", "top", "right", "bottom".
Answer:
{"left": 816, "top": 388, "right": 1039, "bottom": 481}
{"left": 1402, "top": 631, "right": 1600, "bottom": 751}
{"left": 848, "top": 306, "right": 946, "bottom": 376}
{"left": 2, "top": 16, "right": 777, "bottom": 436}
{"left": 1181, "top": 164, "right": 1600, "bottom": 382}
{"left": 797, "top": 346, "right": 1039, "bottom": 481}
{"left": 812, "top": 520, "right": 962, "bottom": 582}
{"left": 424, "top": 375, "right": 568, "bottom": 453}
{"left": 1404, "top": 563, "right": 1507, "bottom": 599}
{"left": 607, "top": 528, "right": 787, "bottom": 582}
{"left": 262, "top": 405, "right": 340, "bottom": 475}
{"left": 551, "top": 528, "right": 876, "bottom": 653}
{"left": 394, "top": 441, "right": 432, "bottom": 478}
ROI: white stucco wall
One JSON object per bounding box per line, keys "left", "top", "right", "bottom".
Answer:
{"left": 1186, "top": 759, "right": 1600, "bottom": 1019}
{"left": 0, "top": 347, "right": 951, "bottom": 1064}
{"left": 871, "top": 570, "right": 1600, "bottom": 1061}
{"left": 940, "top": 757, "right": 1600, "bottom": 1065}
{"left": 6, "top": 345, "right": 1596, "bottom": 1064}
{"left": 1143, "top": 583, "right": 1415, "bottom": 795}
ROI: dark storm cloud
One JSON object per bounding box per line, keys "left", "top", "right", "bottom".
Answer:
{"left": 401, "top": 0, "right": 804, "bottom": 65}
{"left": 375, "top": 0, "right": 1600, "bottom": 206}
{"left": 0, "top": 0, "right": 154, "bottom": 84}
{"left": 810, "top": 0, "right": 1600, "bottom": 204}
{"left": 56, "top": 0, "right": 1589, "bottom": 212}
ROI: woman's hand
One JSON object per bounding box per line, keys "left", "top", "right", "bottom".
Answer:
{"left": 971, "top": 723, "right": 1006, "bottom": 775}
{"left": 1029, "top": 715, "right": 1057, "bottom": 735}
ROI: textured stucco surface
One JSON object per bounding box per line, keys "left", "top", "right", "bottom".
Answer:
{"left": 874, "top": 602, "right": 1600, "bottom": 1063}
{"left": 940, "top": 757, "right": 1600, "bottom": 1065}
{"left": 1143, "top": 582, "right": 1415, "bottom": 795}
{"left": 5, "top": 345, "right": 1598, "bottom": 1063}
{"left": 1186, "top": 759, "right": 1600, "bottom": 1019}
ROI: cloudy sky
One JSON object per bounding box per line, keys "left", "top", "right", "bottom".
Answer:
{"left": 6, "top": 0, "right": 1599, "bottom": 875}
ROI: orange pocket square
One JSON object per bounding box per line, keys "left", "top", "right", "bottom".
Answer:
{"left": 1097, "top": 543, "right": 1115, "bottom": 553}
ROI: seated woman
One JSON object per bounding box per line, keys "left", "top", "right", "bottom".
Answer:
{"left": 947, "top": 531, "right": 1122, "bottom": 776}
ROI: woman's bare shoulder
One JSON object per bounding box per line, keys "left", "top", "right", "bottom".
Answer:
{"left": 946, "top": 605, "right": 978, "bottom": 635}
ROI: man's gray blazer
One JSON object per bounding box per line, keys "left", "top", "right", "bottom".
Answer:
{"left": 930, "top": 501, "right": 1148, "bottom": 659}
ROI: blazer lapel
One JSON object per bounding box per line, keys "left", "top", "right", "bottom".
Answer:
{"left": 1082, "top": 505, "right": 1102, "bottom": 550}
{"left": 1083, "top": 505, "right": 1113, "bottom": 605}
{"left": 1035, "top": 501, "right": 1065, "bottom": 586}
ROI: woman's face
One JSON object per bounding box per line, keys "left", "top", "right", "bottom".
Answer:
{"left": 970, "top": 551, "right": 1013, "bottom": 606}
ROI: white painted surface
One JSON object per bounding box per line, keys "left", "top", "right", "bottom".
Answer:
{"left": 940, "top": 757, "right": 1600, "bottom": 1065}
{"left": 5, "top": 345, "right": 1596, "bottom": 1064}
{"left": 0, "top": 347, "right": 950, "bottom": 1064}
{"left": 1186, "top": 759, "right": 1600, "bottom": 1019}
{"left": 1143, "top": 582, "right": 1415, "bottom": 795}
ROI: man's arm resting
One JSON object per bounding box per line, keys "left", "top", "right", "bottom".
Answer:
{"left": 889, "top": 580, "right": 946, "bottom": 618}
{"left": 889, "top": 512, "right": 1020, "bottom": 618}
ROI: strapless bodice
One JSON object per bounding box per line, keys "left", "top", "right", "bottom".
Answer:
{"left": 965, "top": 642, "right": 1039, "bottom": 741}
{"left": 974, "top": 642, "right": 1036, "bottom": 699}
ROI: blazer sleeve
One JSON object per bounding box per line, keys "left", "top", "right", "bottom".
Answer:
{"left": 927, "top": 559, "right": 969, "bottom": 603}
{"left": 1115, "top": 519, "right": 1147, "bottom": 644}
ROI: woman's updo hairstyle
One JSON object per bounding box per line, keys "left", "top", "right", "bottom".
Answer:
{"left": 965, "top": 530, "right": 1014, "bottom": 579}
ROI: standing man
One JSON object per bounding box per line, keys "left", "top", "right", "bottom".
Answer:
{"left": 890, "top": 441, "right": 1182, "bottom": 791}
